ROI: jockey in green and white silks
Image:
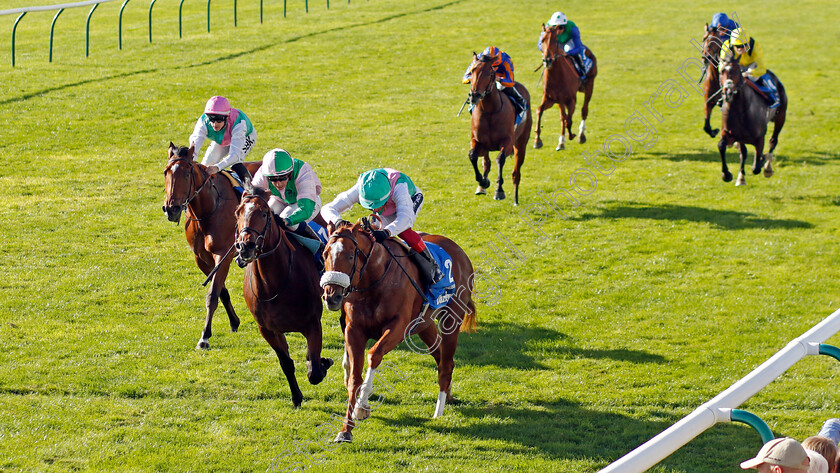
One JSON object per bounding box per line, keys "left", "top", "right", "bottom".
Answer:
{"left": 251, "top": 149, "right": 325, "bottom": 249}
{"left": 189, "top": 96, "right": 257, "bottom": 191}
{"left": 321, "top": 168, "right": 443, "bottom": 285}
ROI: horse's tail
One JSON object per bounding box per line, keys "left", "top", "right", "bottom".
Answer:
{"left": 460, "top": 300, "right": 477, "bottom": 333}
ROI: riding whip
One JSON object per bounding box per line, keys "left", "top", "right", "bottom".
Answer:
{"left": 202, "top": 242, "right": 237, "bottom": 287}
{"left": 456, "top": 97, "right": 469, "bottom": 117}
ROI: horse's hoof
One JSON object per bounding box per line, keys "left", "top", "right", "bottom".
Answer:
{"left": 722, "top": 172, "right": 733, "bottom": 183}
{"left": 556, "top": 144, "right": 565, "bottom": 151}
{"left": 736, "top": 173, "right": 746, "bottom": 186}
{"left": 230, "top": 319, "right": 240, "bottom": 333}
{"left": 292, "top": 394, "right": 304, "bottom": 408}
{"left": 322, "top": 357, "right": 334, "bottom": 370}
{"left": 579, "top": 133, "right": 586, "bottom": 144}
{"left": 196, "top": 339, "right": 210, "bottom": 350}
{"left": 353, "top": 403, "right": 371, "bottom": 421}
{"left": 533, "top": 140, "right": 543, "bottom": 149}
{"left": 764, "top": 168, "right": 774, "bottom": 178}
{"left": 480, "top": 178, "right": 491, "bottom": 189}
{"left": 494, "top": 190, "right": 506, "bottom": 201}
{"left": 711, "top": 129, "right": 720, "bottom": 138}
{"left": 334, "top": 431, "right": 353, "bottom": 443}
{"left": 475, "top": 186, "right": 486, "bottom": 195}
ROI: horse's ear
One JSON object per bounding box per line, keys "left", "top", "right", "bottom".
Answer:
{"left": 542, "top": 23, "right": 547, "bottom": 32}
{"left": 473, "top": 51, "right": 478, "bottom": 60}
{"left": 704, "top": 23, "right": 710, "bottom": 34}
{"left": 188, "top": 145, "right": 195, "bottom": 161}
{"left": 327, "top": 221, "right": 336, "bottom": 236}
{"left": 168, "top": 142, "right": 176, "bottom": 157}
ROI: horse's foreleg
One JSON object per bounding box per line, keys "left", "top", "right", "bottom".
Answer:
{"left": 718, "top": 137, "right": 732, "bottom": 182}
{"left": 533, "top": 100, "right": 551, "bottom": 149}
{"left": 259, "top": 327, "right": 304, "bottom": 407}
{"left": 218, "top": 287, "right": 240, "bottom": 333}
{"left": 469, "top": 146, "right": 491, "bottom": 190}
{"left": 196, "top": 254, "right": 220, "bottom": 350}
{"left": 494, "top": 144, "right": 511, "bottom": 201}
{"left": 557, "top": 104, "right": 569, "bottom": 150}
{"left": 337, "top": 327, "right": 367, "bottom": 441}
{"left": 737, "top": 142, "right": 748, "bottom": 186}
{"left": 481, "top": 153, "right": 492, "bottom": 190}
{"left": 304, "top": 323, "right": 332, "bottom": 386}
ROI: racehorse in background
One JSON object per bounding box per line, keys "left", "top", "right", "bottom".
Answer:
{"left": 718, "top": 55, "right": 787, "bottom": 185}
{"left": 534, "top": 23, "right": 597, "bottom": 151}
{"left": 466, "top": 53, "right": 532, "bottom": 205}
{"left": 321, "top": 219, "right": 476, "bottom": 443}
{"left": 700, "top": 25, "right": 723, "bottom": 138}
{"left": 234, "top": 190, "right": 333, "bottom": 407}
{"left": 163, "top": 143, "right": 261, "bottom": 350}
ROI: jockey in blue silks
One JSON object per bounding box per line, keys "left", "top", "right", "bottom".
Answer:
{"left": 709, "top": 13, "right": 740, "bottom": 42}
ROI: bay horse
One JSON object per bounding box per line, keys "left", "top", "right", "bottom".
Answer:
{"left": 718, "top": 55, "right": 787, "bottom": 186}
{"left": 700, "top": 25, "right": 724, "bottom": 138}
{"left": 234, "top": 189, "right": 333, "bottom": 407}
{"left": 534, "top": 23, "right": 597, "bottom": 151}
{"left": 321, "top": 219, "right": 476, "bottom": 442}
{"left": 467, "top": 53, "right": 533, "bottom": 205}
{"left": 163, "top": 143, "right": 261, "bottom": 350}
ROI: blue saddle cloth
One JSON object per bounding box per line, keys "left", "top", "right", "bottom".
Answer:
{"left": 423, "top": 242, "right": 456, "bottom": 309}
{"left": 286, "top": 221, "right": 328, "bottom": 266}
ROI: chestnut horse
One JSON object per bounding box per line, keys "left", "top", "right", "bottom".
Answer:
{"left": 467, "top": 53, "right": 533, "bottom": 205}
{"left": 534, "top": 24, "right": 597, "bottom": 151}
{"left": 234, "top": 190, "right": 333, "bottom": 407}
{"left": 700, "top": 26, "right": 724, "bottom": 138}
{"left": 163, "top": 143, "right": 261, "bottom": 350}
{"left": 718, "top": 55, "right": 787, "bottom": 185}
{"left": 321, "top": 220, "right": 476, "bottom": 442}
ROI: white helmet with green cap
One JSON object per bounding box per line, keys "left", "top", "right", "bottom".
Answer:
{"left": 358, "top": 169, "right": 392, "bottom": 210}
{"left": 262, "top": 149, "right": 294, "bottom": 179}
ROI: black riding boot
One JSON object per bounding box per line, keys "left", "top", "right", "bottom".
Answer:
{"left": 231, "top": 162, "right": 254, "bottom": 194}
{"left": 294, "top": 223, "right": 325, "bottom": 270}
{"left": 503, "top": 86, "right": 528, "bottom": 116}
{"left": 411, "top": 247, "right": 443, "bottom": 287}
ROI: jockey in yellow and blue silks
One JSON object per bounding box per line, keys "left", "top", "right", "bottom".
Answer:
{"left": 189, "top": 96, "right": 256, "bottom": 192}
{"left": 462, "top": 46, "right": 528, "bottom": 124}
{"left": 321, "top": 168, "right": 443, "bottom": 285}
{"left": 708, "top": 13, "right": 740, "bottom": 42}
{"left": 538, "top": 12, "right": 592, "bottom": 80}
{"left": 719, "top": 28, "right": 780, "bottom": 109}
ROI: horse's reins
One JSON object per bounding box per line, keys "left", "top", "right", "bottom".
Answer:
{"left": 360, "top": 219, "right": 428, "bottom": 303}
{"left": 238, "top": 195, "right": 296, "bottom": 302}
{"left": 469, "top": 61, "right": 504, "bottom": 113}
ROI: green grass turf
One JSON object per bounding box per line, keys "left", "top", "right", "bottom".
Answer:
{"left": 2, "top": 0, "right": 840, "bottom": 471}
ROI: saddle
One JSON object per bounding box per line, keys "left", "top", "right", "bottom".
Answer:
{"left": 744, "top": 79, "right": 769, "bottom": 101}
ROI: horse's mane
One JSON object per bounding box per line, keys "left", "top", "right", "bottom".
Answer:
{"left": 477, "top": 54, "right": 494, "bottom": 64}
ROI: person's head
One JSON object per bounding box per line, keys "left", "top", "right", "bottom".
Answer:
{"left": 803, "top": 436, "right": 838, "bottom": 473}
{"left": 547, "top": 11, "right": 567, "bottom": 30}
{"left": 741, "top": 438, "right": 811, "bottom": 473}
{"left": 204, "top": 96, "right": 231, "bottom": 132}
{"left": 357, "top": 169, "right": 391, "bottom": 213}
{"left": 261, "top": 149, "right": 294, "bottom": 190}
{"left": 807, "top": 450, "right": 829, "bottom": 473}
{"left": 710, "top": 13, "right": 730, "bottom": 32}
{"left": 729, "top": 28, "right": 748, "bottom": 54}
{"left": 481, "top": 46, "right": 501, "bottom": 62}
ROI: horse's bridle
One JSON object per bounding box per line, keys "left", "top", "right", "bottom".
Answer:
{"left": 469, "top": 61, "right": 501, "bottom": 109}
{"left": 325, "top": 229, "right": 392, "bottom": 297}
{"left": 721, "top": 60, "right": 744, "bottom": 103}
{"left": 236, "top": 195, "right": 283, "bottom": 261}
{"left": 166, "top": 155, "right": 219, "bottom": 221}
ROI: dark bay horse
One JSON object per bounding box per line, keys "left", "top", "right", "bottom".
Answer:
{"left": 718, "top": 56, "right": 787, "bottom": 185}
{"left": 467, "top": 53, "right": 533, "bottom": 205}
{"left": 534, "top": 24, "right": 597, "bottom": 151}
{"left": 321, "top": 220, "right": 476, "bottom": 442}
{"left": 163, "top": 143, "right": 261, "bottom": 350}
{"left": 700, "top": 26, "right": 724, "bottom": 138}
{"left": 234, "top": 190, "right": 333, "bottom": 407}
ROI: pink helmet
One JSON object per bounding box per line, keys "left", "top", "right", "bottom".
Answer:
{"left": 204, "top": 96, "right": 231, "bottom": 116}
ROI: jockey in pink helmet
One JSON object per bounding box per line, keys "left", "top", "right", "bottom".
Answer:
{"left": 188, "top": 96, "right": 257, "bottom": 192}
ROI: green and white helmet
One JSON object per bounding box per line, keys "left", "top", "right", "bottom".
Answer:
{"left": 262, "top": 149, "right": 294, "bottom": 178}
{"left": 357, "top": 169, "right": 391, "bottom": 210}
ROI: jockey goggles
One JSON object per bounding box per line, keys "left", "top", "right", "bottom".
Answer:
{"left": 268, "top": 173, "right": 292, "bottom": 182}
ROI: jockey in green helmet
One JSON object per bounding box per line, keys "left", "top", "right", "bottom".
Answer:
{"left": 251, "top": 148, "right": 324, "bottom": 248}
{"left": 321, "top": 168, "right": 443, "bottom": 285}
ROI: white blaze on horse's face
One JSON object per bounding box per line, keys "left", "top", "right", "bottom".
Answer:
{"left": 330, "top": 240, "right": 345, "bottom": 263}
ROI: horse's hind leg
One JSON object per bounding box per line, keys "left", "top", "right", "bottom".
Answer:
{"left": 494, "top": 146, "right": 511, "bottom": 201}
{"left": 304, "top": 322, "right": 333, "bottom": 385}
{"left": 751, "top": 140, "right": 765, "bottom": 176}
{"left": 259, "top": 327, "right": 304, "bottom": 407}
{"left": 565, "top": 99, "right": 577, "bottom": 143}
{"left": 218, "top": 287, "right": 240, "bottom": 333}
{"left": 414, "top": 324, "right": 455, "bottom": 418}
{"left": 765, "top": 106, "right": 786, "bottom": 178}
{"left": 579, "top": 81, "right": 594, "bottom": 144}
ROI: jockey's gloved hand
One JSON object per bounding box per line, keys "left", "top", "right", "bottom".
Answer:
{"left": 371, "top": 229, "right": 390, "bottom": 243}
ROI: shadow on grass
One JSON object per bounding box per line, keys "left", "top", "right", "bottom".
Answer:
{"left": 389, "top": 401, "right": 770, "bottom": 471}
{"left": 455, "top": 322, "right": 666, "bottom": 370}
{"left": 572, "top": 201, "right": 813, "bottom": 230}
{"left": 0, "top": 0, "right": 467, "bottom": 106}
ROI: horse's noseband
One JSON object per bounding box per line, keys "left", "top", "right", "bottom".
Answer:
{"left": 322, "top": 231, "right": 374, "bottom": 297}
